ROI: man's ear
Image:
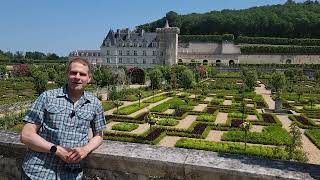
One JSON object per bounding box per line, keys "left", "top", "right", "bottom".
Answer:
{"left": 88, "top": 76, "right": 92, "bottom": 83}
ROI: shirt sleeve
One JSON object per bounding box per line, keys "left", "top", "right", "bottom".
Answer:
{"left": 24, "top": 92, "right": 47, "bottom": 126}
{"left": 91, "top": 101, "right": 106, "bottom": 134}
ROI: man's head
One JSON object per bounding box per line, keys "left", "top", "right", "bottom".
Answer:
{"left": 67, "top": 58, "right": 92, "bottom": 93}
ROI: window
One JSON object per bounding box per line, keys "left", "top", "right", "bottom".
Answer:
{"left": 134, "top": 51, "right": 137, "bottom": 56}
{"left": 152, "top": 59, "right": 156, "bottom": 64}
{"left": 119, "top": 57, "right": 122, "bottom": 63}
{"left": 160, "top": 51, "right": 163, "bottom": 56}
{"left": 106, "top": 42, "right": 110, "bottom": 47}
{"left": 134, "top": 58, "right": 137, "bottom": 64}
{"left": 152, "top": 42, "right": 157, "bottom": 47}
{"left": 106, "top": 58, "right": 110, "bottom": 63}
{"left": 152, "top": 51, "right": 156, "bottom": 56}
{"left": 143, "top": 59, "right": 146, "bottom": 64}
{"left": 143, "top": 50, "right": 146, "bottom": 56}
{"left": 119, "top": 50, "right": 122, "bottom": 55}
{"left": 107, "top": 50, "right": 110, "bottom": 55}
{"left": 127, "top": 51, "right": 130, "bottom": 55}
{"left": 133, "top": 43, "right": 137, "bottom": 47}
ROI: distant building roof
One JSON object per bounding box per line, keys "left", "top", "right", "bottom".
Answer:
{"left": 101, "top": 29, "right": 157, "bottom": 47}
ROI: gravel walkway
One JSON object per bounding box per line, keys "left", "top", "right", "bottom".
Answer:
{"left": 192, "top": 104, "right": 207, "bottom": 112}
{"left": 204, "top": 97, "right": 213, "bottom": 102}
{"left": 255, "top": 84, "right": 275, "bottom": 110}
{"left": 277, "top": 114, "right": 320, "bottom": 164}
{"left": 163, "top": 109, "right": 175, "bottom": 115}
{"left": 223, "top": 100, "right": 232, "bottom": 106}
{"left": 105, "top": 92, "right": 168, "bottom": 115}
{"left": 128, "top": 97, "right": 172, "bottom": 118}
{"left": 175, "top": 115, "right": 197, "bottom": 129}
{"left": 215, "top": 112, "right": 228, "bottom": 124}
{"left": 158, "top": 136, "right": 182, "bottom": 147}
{"left": 247, "top": 115, "right": 258, "bottom": 121}
{"left": 250, "top": 125, "right": 263, "bottom": 133}
{"left": 205, "top": 130, "right": 224, "bottom": 142}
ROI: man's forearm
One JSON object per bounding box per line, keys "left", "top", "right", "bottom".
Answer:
{"left": 20, "top": 124, "right": 53, "bottom": 153}
{"left": 83, "top": 132, "right": 103, "bottom": 153}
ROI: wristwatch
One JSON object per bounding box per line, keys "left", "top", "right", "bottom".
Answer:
{"left": 50, "top": 145, "right": 57, "bottom": 154}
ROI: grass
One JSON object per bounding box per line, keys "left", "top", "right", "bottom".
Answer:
{"left": 112, "top": 122, "right": 139, "bottom": 131}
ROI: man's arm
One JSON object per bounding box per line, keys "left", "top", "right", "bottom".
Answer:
{"left": 20, "top": 123, "right": 73, "bottom": 163}
{"left": 20, "top": 123, "right": 53, "bottom": 153}
{"left": 67, "top": 131, "right": 103, "bottom": 163}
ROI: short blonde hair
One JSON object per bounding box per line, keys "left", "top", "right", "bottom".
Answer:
{"left": 67, "top": 58, "right": 92, "bottom": 76}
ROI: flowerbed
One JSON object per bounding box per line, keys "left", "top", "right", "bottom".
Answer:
{"left": 305, "top": 129, "right": 320, "bottom": 149}
{"left": 191, "top": 123, "right": 207, "bottom": 134}
{"left": 112, "top": 122, "right": 139, "bottom": 131}
{"left": 231, "top": 119, "right": 244, "bottom": 128}
{"left": 145, "top": 128, "right": 165, "bottom": 141}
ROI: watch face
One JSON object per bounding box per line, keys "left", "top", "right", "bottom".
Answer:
{"left": 50, "top": 145, "right": 57, "bottom": 154}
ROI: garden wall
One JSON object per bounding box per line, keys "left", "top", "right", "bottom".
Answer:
{"left": 0, "top": 130, "right": 319, "bottom": 180}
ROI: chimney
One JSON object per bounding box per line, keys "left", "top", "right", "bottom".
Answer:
{"left": 140, "top": 29, "right": 145, "bottom": 37}
{"left": 126, "top": 28, "right": 130, "bottom": 39}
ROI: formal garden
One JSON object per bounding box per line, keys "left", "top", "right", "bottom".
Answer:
{"left": 1, "top": 63, "right": 320, "bottom": 164}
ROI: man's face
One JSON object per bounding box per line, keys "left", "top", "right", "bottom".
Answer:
{"left": 67, "top": 62, "right": 91, "bottom": 92}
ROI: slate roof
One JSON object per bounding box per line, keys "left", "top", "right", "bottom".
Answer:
{"left": 101, "top": 29, "right": 157, "bottom": 47}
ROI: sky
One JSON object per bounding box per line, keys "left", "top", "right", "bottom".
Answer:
{"left": 0, "top": 0, "right": 305, "bottom": 56}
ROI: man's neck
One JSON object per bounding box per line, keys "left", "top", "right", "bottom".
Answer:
{"left": 67, "top": 87, "right": 84, "bottom": 103}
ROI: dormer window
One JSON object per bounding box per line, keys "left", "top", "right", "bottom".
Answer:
{"left": 133, "top": 43, "right": 137, "bottom": 47}
{"left": 152, "top": 42, "right": 157, "bottom": 47}
{"left": 105, "top": 41, "right": 110, "bottom": 47}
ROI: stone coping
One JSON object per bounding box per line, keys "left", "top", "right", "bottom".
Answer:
{"left": 0, "top": 130, "right": 319, "bottom": 179}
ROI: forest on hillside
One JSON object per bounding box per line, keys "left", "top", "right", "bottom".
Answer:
{"left": 137, "top": 0, "right": 320, "bottom": 38}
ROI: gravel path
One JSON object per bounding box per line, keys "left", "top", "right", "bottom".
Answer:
{"left": 192, "top": 104, "right": 207, "bottom": 112}
{"left": 247, "top": 115, "right": 258, "bottom": 121}
{"left": 105, "top": 92, "right": 168, "bottom": 115}
{"left": 204, "top": 97, "right": 213, "bottom": 102}
{"left": 250, "top": 125, "right": 263, "bottom": 133}
{"left": 175, "top": 115, "right": 197, "bottom": 129}
{"left": 163, "top": 109, "right": 175, "bottom": 115}
{"left": 215, "top": 112, "right": 228, "bottom": 124}
{"left": 205, "top": 130, "right": 224, "bottom": 141}
{"left": 128, "top": 97, "right": 172, "bottom": 118}
{"left": 277, "top": 114, "right": 320, "bottom": 164}
{"left": 158, "top": 136, "right": 182, "bottom": 147}
{"left": 223, "top": 100, "right": 232, "bottom": 106}
{"left": 255, "top": 84, "right": 275, "bottom": 110}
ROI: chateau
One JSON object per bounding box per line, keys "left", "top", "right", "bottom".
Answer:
{"left": 69, "top": 21, "right": 179, "bottom": 68}
{"left": 69, "top": 22, "right": 320, "bottom": 67}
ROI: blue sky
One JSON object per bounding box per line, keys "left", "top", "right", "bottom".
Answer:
{"left": 0, "top": 0, "right": 305, "bottom": 56}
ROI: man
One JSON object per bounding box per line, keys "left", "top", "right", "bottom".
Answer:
{"left": 20, "top": 58, "right": 106, "bottom": 179}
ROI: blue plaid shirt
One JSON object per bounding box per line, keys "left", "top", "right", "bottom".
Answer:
{"left": 22, "top": 86, "right": 106, "bottom": 180}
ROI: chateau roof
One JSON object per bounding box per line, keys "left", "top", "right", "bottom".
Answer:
{"left": 101, "top": 29, "right": 157, "bottom": 47}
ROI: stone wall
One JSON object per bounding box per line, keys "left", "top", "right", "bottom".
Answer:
{"left": 0, "top": 130, "right": 319, "bottom": 180}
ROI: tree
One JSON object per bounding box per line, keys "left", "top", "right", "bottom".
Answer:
{"left": 180, "top": 69, "right": 194, "bottom": 89}
{"left": 270, "top": 71, "right": 286, "bottom": 94}
{"left": 315, "top": 70, "right": 320, "bottom": 82}
{"left": 33, "top": 70, "right": 48, "bottom": 95}
{"left": 242, "top": 68, "right": 257, "bottom": 92}
{"left": 149, "top": 68, "right": 163, "bottom": 90}
{"left": 240, "top": 121, "right": 251, "bottom": 150}
{"left": 137, "top": 88, "right": 142, "bottom": 107}
{"left": 285, "top": 123, "right": 307, "bottom": 162}
{"left": 47, "top": 67, "right": 57, "bottom": 81}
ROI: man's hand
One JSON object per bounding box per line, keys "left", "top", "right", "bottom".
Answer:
{"left": 66, "top": 147, "right": 90, "bottom": 163}
{"left": 56, "top": 146, "right": 73, "bottom": 163}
